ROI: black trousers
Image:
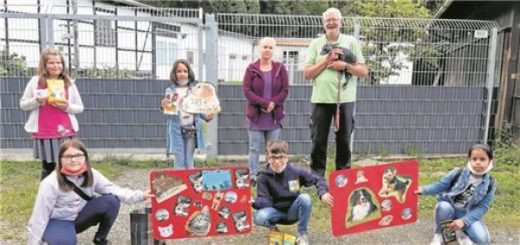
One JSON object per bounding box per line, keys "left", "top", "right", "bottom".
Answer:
{"left": 310, "top": 103, "right": 355, "bottom": 176}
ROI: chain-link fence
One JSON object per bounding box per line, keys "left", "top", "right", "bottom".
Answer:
{"left": 1, "top": 4, "right": 503, "bottom": 155}
{"left": 1, "top": 4, "right": 206, "bottom": 150}
{"left": 215, "top": 14, "right": 501, "bottom": 155}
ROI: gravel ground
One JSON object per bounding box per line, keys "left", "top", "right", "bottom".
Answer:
{"left": 74, "top": 162, "right": 520, "bottom": 245}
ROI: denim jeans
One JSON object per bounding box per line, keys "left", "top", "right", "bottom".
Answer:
{"left": 42, "top": 195, "right": 121, "bottom": 244}
{"left": 174, "top": 136, "right": 196, "bottom": 169}
{"left": 310, "top": 103, "right": 355, "bottom": 176}
{"left": 435, "top": 201, "right": 490, "bottom": 244}
{"left": 247, "top": 128, "right": 281, "bottom": 177}
{"left": 253, "top": 194, "right": 311, "bottom": 235}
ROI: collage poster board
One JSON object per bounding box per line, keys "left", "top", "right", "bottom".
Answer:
{"left": 329, "top": 160, "right": 419, "bottom": 237}
{"left": 149, "top": 167, "right": 252, "bottom": 240}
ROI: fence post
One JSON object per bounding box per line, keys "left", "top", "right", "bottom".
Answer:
{"left": 38, "top": 14, "right": 54, "bottom": 50}
{"left": 484, "top": 27, "right": 498, "bottom": 143}
{"left": 351, "top": 20, "right": 361, "bottom": 153}
{"left": 197, "top": 8, "right": 204, "bottom": 81}
{"left": 205, "top": 14, "right": 219, "bottom": 160}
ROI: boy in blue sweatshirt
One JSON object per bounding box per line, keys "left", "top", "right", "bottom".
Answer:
{"left": 252, "top": 140, "right": 334, "bottom": 245}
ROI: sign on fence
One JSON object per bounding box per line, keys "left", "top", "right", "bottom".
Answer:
{"left": 149, "top": 167, "right": 252, "bottom": 240}
{"left": 329, "top": 160, "right": 419, "bottom": 236}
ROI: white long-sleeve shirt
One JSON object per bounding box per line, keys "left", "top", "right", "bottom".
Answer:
{"left": 20, "top": 76, "right": 84, "bottom": 133}
{"left": 26, "top": 169, "right": 144, "bottom": 245}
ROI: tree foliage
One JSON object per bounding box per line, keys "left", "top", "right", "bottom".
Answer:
{"left": 0, "top": 49, "right": 33, "bottom": 76}
{"left": 342, "top": 0, "right": 431, "bottom": 18}
{"left": 140, "top": 0, "right": 439, "bottom": 17}
{"left": 337, "top": 0, "right": 434, "bottom": 84}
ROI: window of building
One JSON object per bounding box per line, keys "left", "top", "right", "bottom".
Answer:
{"left": 94, "top": 20, "right": 116, "bottom": 47}
{"left": 283, "top": 50, "right": 299, "bottom": 64}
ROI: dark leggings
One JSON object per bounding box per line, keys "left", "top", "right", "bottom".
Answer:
{"left": 42, "top": 194, "right": 121, "bottom": 244}
{"left": 41, "top": 160, "right": 56, "bottom": 180}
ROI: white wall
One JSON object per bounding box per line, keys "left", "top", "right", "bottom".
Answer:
{"left": 218, "top": 36, "right": 254, "bottom": 82}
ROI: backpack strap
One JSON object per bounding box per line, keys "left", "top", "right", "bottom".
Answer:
{"left": 449, "top": 168, "right": 463, "bottom": 190}
{"left": 63, "top": 177, "right": 93, "bottom": 201}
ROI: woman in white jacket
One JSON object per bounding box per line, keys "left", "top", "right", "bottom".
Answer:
{"left": 20, "top": 47, "right": 84, "bottom": 180}
{"left": 27, "top": 139, "right": 153, "bottom": 245}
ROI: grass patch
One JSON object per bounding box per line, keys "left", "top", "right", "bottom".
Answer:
{"left": 0, "top": 161, "right": 40, "bottom": 241}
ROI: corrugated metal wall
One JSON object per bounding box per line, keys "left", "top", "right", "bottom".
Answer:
{"left": 217, "top": 84, "right": 488, "bottom": 155}
{"left": 1, "top": 76, "right": 169, "bottom": 149}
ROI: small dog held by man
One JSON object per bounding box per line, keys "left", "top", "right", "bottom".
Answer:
{"left": 320, "top": 43, "right": 358, "bottom": 88}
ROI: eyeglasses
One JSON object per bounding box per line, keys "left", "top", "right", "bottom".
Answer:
{"left": 61, "top": 154, "right": 85, "bottom": 162}
{"left": 268, "top": 155, "right": 287, "bottom": 161}
{"left": 324, "top": 18, "right": 341, "bottom": 23}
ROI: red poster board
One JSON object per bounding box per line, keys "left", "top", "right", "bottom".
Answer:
{"left": 149, "top": 167, "right": 252, "bottom": 240}
{"left": 329, "top": 160, "right": 418, "bottom": 236}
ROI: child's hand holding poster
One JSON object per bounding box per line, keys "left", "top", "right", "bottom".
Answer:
{"left": 47, "top": 79, "right": 66, "bottom": 103}
{"left": 150, "top": 167, "right": 252, "bottom": 240}
{"left": 329, "top": 160, "right": 418, "bottom": 237}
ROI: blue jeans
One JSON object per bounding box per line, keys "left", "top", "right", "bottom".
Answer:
{"left": 253, "top": 194, "right": 311, "bottom": 235}
{"left": 174, "top": 136, "right": 196, "bottom": 169}
{"left": 435, "top": 201, "right": 490, "bottom": 244}
{"left": 42, "top": 195, "right": 121, "bottom": 244}
{"left": 248, "top": 128, "right": 281, "bottom": 177}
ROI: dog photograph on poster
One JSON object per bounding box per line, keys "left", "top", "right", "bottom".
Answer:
{"left": 379, "top": 167, "right": 412, "bottom": 203}
{"left": 346, "top": 188, "right": 381, "bottom": 227}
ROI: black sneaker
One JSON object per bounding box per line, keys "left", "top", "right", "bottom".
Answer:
{"left": 93, "top": 237, "right": 111, "bottom": 245}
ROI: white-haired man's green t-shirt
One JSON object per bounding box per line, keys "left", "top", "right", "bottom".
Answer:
{"left": 305, "top": 34, "right": 365, "bottom": 103}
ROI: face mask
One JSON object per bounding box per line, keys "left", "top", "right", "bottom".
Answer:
{"left": 177, "top": 79, "right": 189, "bottom": 86}
{"left": 467, "top": 160, "right": 493, "bottom": 175}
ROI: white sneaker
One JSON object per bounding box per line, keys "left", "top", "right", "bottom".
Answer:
{"left": 457, "top": 232, "right": 473, "bottom": 245}
{"left": 430, "top": 233, "right": 443, "bottom": 245}
{"left": 296, "top": 234, "right": 309, "bottom": 245}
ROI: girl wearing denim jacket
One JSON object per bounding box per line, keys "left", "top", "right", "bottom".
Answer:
{"left": 160, "top": 59, "right": 213, "bottom": 169}
{"left": 417, "top": 144, "right": 497, "bottom": 245}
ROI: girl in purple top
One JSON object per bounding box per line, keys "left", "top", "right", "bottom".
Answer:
{"left": 242, "top": 37, "right": 289, "bottom": 185}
